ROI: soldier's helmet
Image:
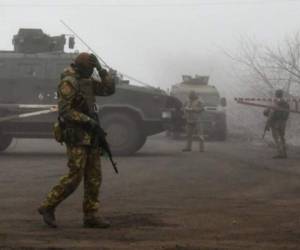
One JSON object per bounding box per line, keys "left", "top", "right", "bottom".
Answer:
{"left": 189, "top": 90, "right": 198, "bottom": 100}
{"left": 275, "top": 89, "right": 284, "bottom": 98}
{"left": 73, "top": 52, "right": 94, "bottom": 78}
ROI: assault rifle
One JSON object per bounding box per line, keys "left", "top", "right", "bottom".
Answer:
{"left": 89, "top": 112, "right": 118, "bottom": 174}
{"left": 93, "top": 124, "right": 118, "bottom": 174}
{"left": 262, "top": 120, "right": 271, "bottom": 139}
{"left": 89, "top": 103, "right": 118, "bottom": 174}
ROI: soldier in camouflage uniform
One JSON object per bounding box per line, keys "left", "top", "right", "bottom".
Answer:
{"left": 264, "top": 89, "right": 290, "bottom": 159}
{"left": 38, "top": 53, "right": 115, "bottom": 228}
{"left": 182, "top": 91, "right": 205, "bottom": 152}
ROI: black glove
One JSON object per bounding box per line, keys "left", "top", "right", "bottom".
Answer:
{"left": 99, "top": 68, "right": 108, "bottom": 79}
{"left": 89, "top": 54, "right": 102, "bottom": 71}
{"left": 88, "top": 118, "right": 99, "bottom": 130}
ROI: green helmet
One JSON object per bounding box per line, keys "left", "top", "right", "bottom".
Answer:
{"left": 73, "top": 52, "right": 94, "bottom": 78}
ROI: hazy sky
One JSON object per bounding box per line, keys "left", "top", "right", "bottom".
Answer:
{"left": 0, "top": 0, "right": 300, "bottom": 93}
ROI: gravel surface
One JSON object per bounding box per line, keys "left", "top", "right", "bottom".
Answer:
{"left": 1, "top": 136, "right": 300, "bottom": 249}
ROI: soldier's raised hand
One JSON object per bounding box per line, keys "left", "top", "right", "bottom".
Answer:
{"left": 89, "top": 54, "right": 102, "bottom": 71}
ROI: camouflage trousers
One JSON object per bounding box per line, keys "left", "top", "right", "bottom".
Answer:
{"left": 271, "top": 121, "right": 287, "bottom": 157}
{"left": 41, "top": 145, "right": 102, "bottom": 215}
{"left": 185, "top": 122, "right": 204, "bottom": 152}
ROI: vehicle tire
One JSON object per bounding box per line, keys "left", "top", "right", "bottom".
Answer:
{"left": 216, "top": 127, "right": 227, "bottom": 141}
{"left": 136, "top": 134, "right": 147, "bottom": 151}
{"left": 215, "top": 117, "right": 227, "bottom": 141}
{"left": 0, "top": 134, "right": 12, "bottom": 152}
{"left": 102, "top": 113, "right": 146, "bottom": 155}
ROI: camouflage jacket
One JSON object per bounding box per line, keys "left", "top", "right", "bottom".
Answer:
{"left": 184, "top": 98, "right": 205, "bottom": 124}
{"left": 57, "top": 66, "right": 115, "bottom": 146}
{"left": 267, "top": 98, "right": 290, "bottom": 127}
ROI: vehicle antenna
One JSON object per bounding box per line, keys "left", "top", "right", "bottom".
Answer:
{"left": 60, "top": 19, "right": 109, "bottom": 68}
{"left": 60, "top": 20, "right": 154, "bottom": 88}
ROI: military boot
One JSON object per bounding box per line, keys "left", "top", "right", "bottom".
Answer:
{"left": 83, "top": 214, "right": 110, "bottom": 229}
{"left": 279, "top": 152, "right": 288, "bottom": 159}
{"left": 282, "top": 146, "right": 288, "bottom": 159}
{"left": 282, "top": 154, "right": 288, "bottom": 159}
{"left": 38, "top": 206, "right": 57, "bottom": 228}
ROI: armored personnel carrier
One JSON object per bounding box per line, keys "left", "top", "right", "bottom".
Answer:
{"left": 165, "top": 75, "right": 227, "bottom": 140}
{"left": 0, "top": 29, "right": 179, "bottom": 155}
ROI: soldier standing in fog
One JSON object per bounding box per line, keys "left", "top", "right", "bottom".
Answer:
{"left": 38, "top": 53, "right": 115, "bottom": 228}
{"left": 263, "top": 89, "right": 290, "bottom": 159}
{"left": 182, "top": 90, "right": 205, "bottom": 152}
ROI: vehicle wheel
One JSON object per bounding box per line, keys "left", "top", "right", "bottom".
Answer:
{"left": 214, "top": 114, "right": 227, "bottom": 141}
{"left": 102, "top": 113, "right": 146, "bottom": 155}
{"left": 0, "top": 135, "right": 12, "bottom": 152}
{"left": 216, "top": 128, "right": 227, "bottom": 141}
{"left": 136, "top": 135, "right": 147, "bottom": 151}
{"left": 215, "top": 121, "right": 227, "bottom": 141}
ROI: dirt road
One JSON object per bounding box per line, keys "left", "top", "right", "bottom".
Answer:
{"left": 1, "top": 136, "right": 300, "bottom": 249}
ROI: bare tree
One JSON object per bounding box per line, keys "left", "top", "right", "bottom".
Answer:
{"left": 226, "top": 34, "right": 300, "bottom": 97}
{"left": 266, "top": 33, "right": 300, "bottom": 89}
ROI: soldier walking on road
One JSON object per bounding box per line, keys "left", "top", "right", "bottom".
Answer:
{"left": 263, "top": 89, "right": 290, "bottom": 159}
{"left": 182, "top": 91, "right": 205, "bottom": 152}
{"left": 38, "top": 53, "right": 115, "bottom": 228}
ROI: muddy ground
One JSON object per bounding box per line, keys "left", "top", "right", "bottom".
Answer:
{"left": 1, "top": 135, "right": 300, "bottom": 249}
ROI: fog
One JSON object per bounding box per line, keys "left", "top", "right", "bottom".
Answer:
{"left": 2, "top": 2, "right": 300, "bottom": 247}
{"left": 1, "top": 0, "right": 300, "bottom": 95}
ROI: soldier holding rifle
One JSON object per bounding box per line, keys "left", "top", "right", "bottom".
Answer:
{"left": 263, "top": 89, "right": 290, "bottom": 159}
{"left": 38, "top": 53, "right": 116, "bottom": 228}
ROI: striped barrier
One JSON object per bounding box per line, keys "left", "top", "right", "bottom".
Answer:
{"left": 0, "top": 104, "right": 58, "bottom": 123}
{"left": 234, "top": 98, "right": 300, "bottom": 102}
{"left": 234, "top": 98, "right": 300, "bottom": 114}
{"left": 0, "top": 104, "right": 58, "bottom": 110}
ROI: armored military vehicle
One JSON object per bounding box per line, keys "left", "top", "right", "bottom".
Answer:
{"left": 0, "top": 29, "right": 179, "bottom": 155}
{"left": 165, "top": 75, "right": 227, "bottom": 140}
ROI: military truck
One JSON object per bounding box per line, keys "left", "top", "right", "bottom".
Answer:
{"left": 165, "top": 75, "right": 227, "bottom": 140}
{"left": 0, "top": 29, "right": 180, "bottom": 155}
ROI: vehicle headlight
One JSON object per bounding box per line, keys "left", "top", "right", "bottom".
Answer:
{"left": 162, "top": 111, "right": 172, "bottom": 119}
